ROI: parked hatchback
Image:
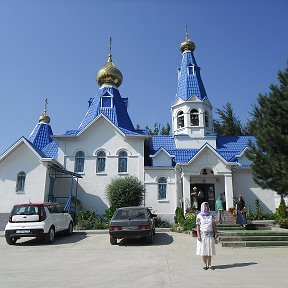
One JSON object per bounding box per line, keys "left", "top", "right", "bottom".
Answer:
{"left": 5, "top": 202, "right": 74, "bottom": 245}
{"left": 109, "top": 206, "right": 157, "bottom": 245}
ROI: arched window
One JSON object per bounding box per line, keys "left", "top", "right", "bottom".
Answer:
{"left": 16, "top": 171, "right": 26, "bottom": 192}
{"left": 190, "top": 109, "right": 199, "bottom": 126}
{"left": 74, "top": 151, "right": 85, "bottom": 173}
{"left": 158, "top": 177, "right": 167, "bottom": 200}
{"left": 118, "top": 151, "right": 128, "bottom": 173}
{"left": 177, "top": 111, "right": 184, "bottom": 128}
{"left": 204, "top": 111, "right": 209, "bottom": 127}
{"left": 96, "top": 151, "right": 106, "bottom": 173}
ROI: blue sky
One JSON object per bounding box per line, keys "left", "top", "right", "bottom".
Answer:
{"left": 0, "top": 0, "right": 287, "bottom": 154}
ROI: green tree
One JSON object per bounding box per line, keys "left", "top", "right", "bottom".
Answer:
{"left": 214, "top": 102, "right": 244, "bottom": 136}
{"left": 105, "top": 176, "right": 145, "bottom": 209}
{"left": 245, "top": 64, "right": 288, "bottom": 197}
{"left": 141, "top": 122, "right": 170, "bottom": 135}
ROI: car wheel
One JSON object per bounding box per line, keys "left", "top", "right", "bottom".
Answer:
{"left": 5, "top": 236, "right": 17, "bottom": 245}
{"left": 110, "top": 236, "right": 117, "bottom": 245}
{"left": 146, "top": 232, "right": 154, "bottom": 244}
{"left": 45, "top": 227, "right": 55, "bottom": 244}
{"left": 65, "top": 222, "right": 73, "bottom": 236}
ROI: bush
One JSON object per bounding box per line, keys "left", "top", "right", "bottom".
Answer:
{"left": 106, "top": 176, "right": 145, "bottom": 209}
{"left": 75, "top": 209, "right": 106, "bottom": 230}
{"left": 278, "top": 195, "right": 287, "bottom": 219}
{"left": 171, "top": 211, "right": 196, "bottom": 233}
{"left": 174, "top": 207, "right": 185, "bottom": 224}
{"left": 183, "top": 213, "right": 196, "bottom": 230}
{"left": 155, "top": 216, "right": 170, "bottom": 228}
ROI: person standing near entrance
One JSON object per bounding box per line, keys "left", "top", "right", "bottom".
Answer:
{"left": 236, "top": 195, "right": 247, "bottom": 227}
{"left": 191, "top": 187, "right": 198, "bottom": 210}
{"left": 215, "top": 195, "right": 224, "bottom": 224}
{"left": 196, "top": 202, "right": 217, "bottom": 270}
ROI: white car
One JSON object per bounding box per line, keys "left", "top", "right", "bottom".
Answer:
{"left": 5, "top": 202, "right": 74, "bottom": 245}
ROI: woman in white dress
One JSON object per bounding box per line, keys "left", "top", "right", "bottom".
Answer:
{"left": 196, "top": 202, "right": 217, "bottom": 270}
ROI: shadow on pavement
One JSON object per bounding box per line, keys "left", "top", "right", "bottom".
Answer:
{"left": 213, "top": 262, "right": 258, "bottom": 270}
{"left": 118, "top": 232, "right": 174, "bottom": 247}
{"left": 12, "top": 231, "right": 87, "bottom": 246}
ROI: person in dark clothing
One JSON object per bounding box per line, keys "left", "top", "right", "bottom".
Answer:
{"left": 236, "top": 195, "right": 247, "bottom": 227}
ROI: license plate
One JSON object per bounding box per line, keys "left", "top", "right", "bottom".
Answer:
{"left": 122, "top": 226, "right": 137, "bottom": 230}
{"left": 16, "top": 230, "right": 30, "bottom": 234}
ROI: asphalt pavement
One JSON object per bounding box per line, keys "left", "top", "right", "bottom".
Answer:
{"left": 0, "top": 230, "right": 287, "bottom": 288}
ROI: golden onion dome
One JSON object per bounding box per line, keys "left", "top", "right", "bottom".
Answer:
{"left": 96, "top": 55, "right": 123, "bottom": 87}
{"left": 39, "top": 99, "right": 50, "bottom": 123}
{"left": 180, "top": 27, "right": 196, "bottom": 53}
{"left": 96, "top": 38, "right": 123, "bottom": 87}
{"left": 39, "top": 112, "right": 50, "bottom": 124}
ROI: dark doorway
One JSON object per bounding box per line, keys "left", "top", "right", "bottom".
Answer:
{"left": 190, "top": 183, "right": 215, "bottom": 211}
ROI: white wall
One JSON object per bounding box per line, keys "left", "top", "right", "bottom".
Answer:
{"left": 144, "top": 168, "right": 176, "bottom": 223}
{"left": 55, "top": 118, "right": 145, "bottom": 214}
{"left": 233, "top": 169, "right": 277, "bottom": 213}
{"left": 0, "top": 143, "right": 47, "bottom": 213}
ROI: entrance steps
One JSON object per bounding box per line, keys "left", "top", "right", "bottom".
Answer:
{"left": 217, "top": 223, "right": 288, "bottom": 247}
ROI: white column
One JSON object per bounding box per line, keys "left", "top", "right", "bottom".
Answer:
{"left": 224, "top": 173, "right": 234, "bottom": 210}
{"left": 182, "top": 174, "right": 191, "bottom": 212}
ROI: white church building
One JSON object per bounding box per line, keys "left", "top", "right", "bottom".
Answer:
{"left": 0, "top": 33, "right": 281, "bottom": 225}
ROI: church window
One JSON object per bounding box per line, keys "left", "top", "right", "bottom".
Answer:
{"left": 190, "top": 109, "right": 199, "bottom": 126}
{"left": 74, "top": 151, "right": 85, "bottom": 173}
{"left": 177, "top": 111, "right": 184, "bottom": 128}
{"left": 101, "top": 95, "right": 112, "bottom": 108}
{"left": 118, "top": 151, "right": 128, "bottom": 173}
{"left": 16, "top": 171, "right": 26, "bottom": 192}
{"left": 187, "top": 64, "right": 195, "bottom": 76}
{"left": 96, "top": 151, "right": 106, "bottom": 173}
{"left": 158, "top": 177, "right": 167, "bottom": 200}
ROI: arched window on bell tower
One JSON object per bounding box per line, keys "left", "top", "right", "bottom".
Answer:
{"left": 177, "top": 111, "right": 184, "bottom": 128}
{"left": 190, "top": 109, "right": 199, "bottom": 126}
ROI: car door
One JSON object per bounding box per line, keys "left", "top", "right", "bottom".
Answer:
{"left": 48, "top": 205, "right": 61, "bottom": 232}
{"left": 54, "top": 205, "right": 67, "bottom": 231}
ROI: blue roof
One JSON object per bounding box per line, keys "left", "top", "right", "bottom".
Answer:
{"left": 26, "top": 122, "right": 59, "bottom": 159}
{"left": 148, "top": 135, "right": 176, "bottom": 154}
{"left": 28, "top": 123, "right": 53, "bottom": 151}
{"left": 146, "top": 135, "right": 256, "bottom": 166}
{"left": 78, "top": 86, "right": 136, "bottom": 133}
{"left": 176, "top": 51, "right": 207, "bottom": 101}
{"left": 41, "top": 141, "right": 58, "bottom": 158}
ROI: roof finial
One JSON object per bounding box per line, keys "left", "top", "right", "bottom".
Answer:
{"left": 39, "top": 98, "right": 50, "bottom": 123}
{"left": 108, "top": 37, "right": 112, "bottom": 62}
{"left": 185, "top": 24, "right": 189, "bottom": 39}
{"left": 44, "top": 98, "right": 48, "bottom": 114}
{"left": 180, "top": 26, "right": 195, "bottom": 53}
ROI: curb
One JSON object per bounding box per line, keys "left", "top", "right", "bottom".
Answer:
{"left": 0, "top": 227, "right": 171, "bottom": 237}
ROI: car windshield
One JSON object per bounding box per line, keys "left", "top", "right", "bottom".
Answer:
{"left": 11, "top": 205, "right": 39, "bottom": 215}
{"left": 114, "top": 209, "right": 146, "bottom": 220}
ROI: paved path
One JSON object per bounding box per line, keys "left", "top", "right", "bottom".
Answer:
{"left": 0, "top": 231, "right": 287, "bottom": 288}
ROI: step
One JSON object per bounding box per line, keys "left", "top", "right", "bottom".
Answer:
{"left": 219, "top": 230, "right": 288, "bottom": 236}
{"left": 221, "top": 241, "right": 288, "bottom": 247}
{"left": 219, "top": 235, "right": 288, "bottom": 242}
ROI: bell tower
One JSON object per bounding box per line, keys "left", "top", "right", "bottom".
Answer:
{"left": 171, "top": 29, "right": 216, "bottom": 149}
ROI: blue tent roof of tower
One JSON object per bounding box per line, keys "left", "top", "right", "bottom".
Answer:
{"left": 78, "top": 86, "right": 136, "bottom": 133}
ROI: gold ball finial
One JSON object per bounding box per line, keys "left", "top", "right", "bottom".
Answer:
{"left": 96, "top": 37, "right": 123, "bottom": 87}
{"left": 180, "top": 25, "right": 196, "bottom": 53}
{"left": 39, "top": 98, "right": 50, "bottom": 123}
